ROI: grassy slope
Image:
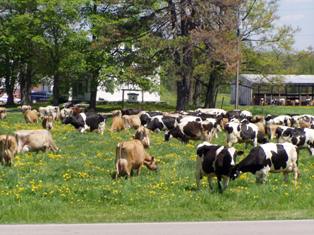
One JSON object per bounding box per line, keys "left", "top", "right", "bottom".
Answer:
{"left": 0, "top": 107, "right": 314, "bottom": 223}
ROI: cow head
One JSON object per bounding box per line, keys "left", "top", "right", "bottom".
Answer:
{"left": 229, "top": 165, "right": 241, "bottom": 180}
{"left": 144, "top": 156, "right": 158, "bottom": 171}
{"left": 164, "top": 130, "right": 172, "bottom": 141}
{"left": 42, "top": 116, "right": 53, "bottom": 130}
{"left": 134, "top": 126, "right": 150, "bottom": 148}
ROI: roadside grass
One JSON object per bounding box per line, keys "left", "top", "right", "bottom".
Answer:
{"left": 0, "top": 107, "right": 314, "bottom": 223}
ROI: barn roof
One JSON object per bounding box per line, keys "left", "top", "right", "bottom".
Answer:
{"left": 241, "top": 74, "right": 314, "bottom": 85}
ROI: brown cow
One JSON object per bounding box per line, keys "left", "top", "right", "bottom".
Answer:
{"left": 0, "top": 107, "right": 7, "bottom": 119}
{"left": 266, "top": 124, "right": 282, "bottom": 140}
{"left": 0, "top": 135, "right": 18, "bottom": 166}
{"left": 24, "top": 110, "right": 39, "bottom": 123}
{"left": 251, "top": 115, "right": 266, "bottom": 135}
{"left": 115, "top": 139, "right": 157, "bottom": 178}
{"left": 14, "top": 129, "right": 59, "bottom": 153}
{"left": 20, "top": 105, "right": 32, "bottom": 113}
{"left": 134, "top": 126, "right": 150, "bottom": 148}
{"left": 123, "top": 114, "right": 141, "bottom": 129}
{"left": 42, "top": 116, "right": 54, "bottom": 130}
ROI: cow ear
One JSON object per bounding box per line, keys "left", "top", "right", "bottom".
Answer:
{"left": 237, "top": 150, "right": 244, "bottom": 156}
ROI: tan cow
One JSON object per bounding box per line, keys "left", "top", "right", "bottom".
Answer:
{"left": 24, "top": 110, "right": 39, "bottom": 123}
{"left": 42, "top": 116, "right": 54, "bottom": 130}
{"left": 110, "top": 110, "right": 125, "bottom": 132}
{"left": 0, "top": 135, "right": 18, "bottom": 166}
{"left": 14, "top": 129, "right": 59, "bottom": 153}
{"left": 0, "top": 107, "right": 7, "bottom": 119}
{"left": 123, "top": 114, "right": 141, "bottom": 129}
{"left": 251, "top": 115, "right": 266, "bottom": 135}
{"left": 266, "top": 124, "right": 282, "bottom": 140}
{"left": 134, "top": 126, "right": 150, "bottom": 148}
{"left": 115, "top": 139, "right": 157, "bottom": 178}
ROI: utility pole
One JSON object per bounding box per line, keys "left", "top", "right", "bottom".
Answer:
{"left": 235, "top": 6, "right": 241, "bottom": 110}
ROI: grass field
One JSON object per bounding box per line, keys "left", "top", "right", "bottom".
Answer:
{"left": 0, "top": 105, "right": 314, "bottom": 223}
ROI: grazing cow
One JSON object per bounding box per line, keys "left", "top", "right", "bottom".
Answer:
{"left": 225, "top": 120, "right": 267, "bottom": 147}
{"left": 0, "top": 135, "right": 18, "bottom": 166}
{"left": 14, "top": 129, "right": 59, "bottom": 153}
{"left": 196, "top": 142, "right": 243, "bottom": 193}
{"left": 230, "top": 143, "right": 299, "bottom": 184}
{"left": 115, "top": 139, "right": 158, "bottom": 178}
{"left": 122, "top": 115, "right": 141, "bottom": 129}
{"left": 20, "top": 105, "right": 32, "bottom": 113}
{"left": 139, "top": 111, "right": 163, "bottom": 126}
{"left": 165, "top": 120, "right": 216, "bottom": 143}
{"left": 63, "top": 112, "right": 106, "bottom": 134}
{"left": 0, "top": 107, "right": 7, "bottom": 119}
{"left": 42, "top": 116, "right": 54, "bottom": 130}
{"left": 250, "top": 115, "right": 266, "bottom": 135}
{"left": 24, "top": 110, "right": 39, "bottom": 123}
{"left": 276, "top": 126, "right": 314, "bottom": 155}
{"left": 226, "top": 110, "right": 252, "bottom": 121}
{"left": 291, "top": 115, "right": 314, "bottom": 128}
{"left": 134, "top": 126, "right": 150, "bottom": 148}
{"left": 146, "top": 115, "right": 177, "bottom": 132}
{"left": 266, "top": 124, "right": 284, "bottom": 140}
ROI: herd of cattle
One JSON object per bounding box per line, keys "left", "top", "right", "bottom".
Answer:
{"left": 0, "top": 105, "right": 314, "bottom": 193}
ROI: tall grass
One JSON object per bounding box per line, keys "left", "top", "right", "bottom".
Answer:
{"left": 0, "top": 109, "right": 313, "bottom": 223}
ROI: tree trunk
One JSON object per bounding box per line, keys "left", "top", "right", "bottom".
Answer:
{"left": 193, "top": 78, "right": 201, "bottom": 107}
{"left": 5, "top": 77, "right": 15, "bottom": 106}
{"left": 53, "top": 73, "right": 60, "bottom": 106}
{"left": 21, "top": 63, "right": 32, "bottom": 105}
{"left": 89, "top": 74, "right": 98, "bottom": 111}
{"left": 204, "top": 70, "right": 219, "bottom": 108}
{"left": 176, "top": 80, "right": 187, "bottom": 111}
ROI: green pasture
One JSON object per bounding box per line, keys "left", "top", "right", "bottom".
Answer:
{"left": 0, "top": 106, "right": 314, "bottom": 223}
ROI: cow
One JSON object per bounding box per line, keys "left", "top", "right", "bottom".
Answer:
{"left": 165, "top": 120, "right": 216, "bottom": 143}
{"left": 226, "top": 110, "right": 252, "bottom": 121}
{"left": 14, "top": 129, "right": 59, "bottom": 153}
{"left": 39, "top": 106, "right": 60, "bottom": 120}
{"left": 265, "top": 115, "right": 292, "bottom": 127}
{"left": 122, "top": 115, "right": 141, "bottom": 129}
{"left": 230, "top": 143, "right": 299, "bottom": 184}
{"left": 225, "top": 120, "right": 267, "bottom": 147}
{"left": 42, "top": 115, "right": 54, "bottom": 130}
{"left": 146, "top": 115, "right": 178, "bottom": 132}
{"left": 24, "top": 110, "right": 39, "bottom": 123}
{"left": 110, "top": 111, "right": 125, "bottom": 132}
{"left": 63, "top": 112, "right": 106, "bottom": 134}
{"left": 266, "top": 124, "right": 285, "bottom": 140}
{"left": 196, "top": 142, "right": 243, "bottom": 193}
{"left": 276, "top": 126, "right": 314, "bottom": 155}
{"left": 139, "top": 111, "right": 163, "bottom": 126}
{"left": 250, "top": 115, "right": 266, "bottom": 135}
{"left": 115, "top": 139, "right": 158, "bottom": 178}
{"left": 0, "top": 135, "right": 18, "bottom": 166}
{"left": 134, "top": 126, "right": 150, "bottom": 148}
{"left": 0, "top": 107, "right": 7, "bottom": 119}
{"left": 291, "top": 115, "right": 314, "bottom": 128}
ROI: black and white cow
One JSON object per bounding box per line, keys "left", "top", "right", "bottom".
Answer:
{"left": 230, "top": 143, "right": 299, "bottom": 184}
{"left": 63, "top": 112, "right": 106, "bottom": 134}
{"left": 225, "top": 120, "right": 267, "bottom": 147}
{"left": 195, "top": 108, "right": 226, "bottom": 117}
{"left": 165, "top": 120, "right": 216, "bottom": 143}
{"left": 226, "top": 110, "right": 252, "bottom": 121}
{"left": 196, "top": 142, "right": 243, "bottom": 193}
{"left": 146, "top": 115, "right": 178, "bottom": 132}
{"left": 121, "top": 108, "right": 142, "bottom": 116}
{"left": 265, "top": 115, "right": 292, "bottom": 127}
{"left": 276, "top": 126, "right": 314, "bottom": 155}
{"left": 139, "top": 111, "right": 163, "bottom": 126}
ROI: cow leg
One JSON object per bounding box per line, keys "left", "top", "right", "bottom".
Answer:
{"left": 136, "top": 164, "right": 143, "bottom": 176}
{"left": 208, "top": 176, "right": 214, "bottom": 192}
{"left": 283, "top": 172, "right": 289, "bottom": 182}
{"left": 222, "top": 176, "right": 230, "bottom": 191}
{"left": 256, "top": 170, "right": 267, "bottom": 184}
{"left": 217, "top": 176, "right": 223, "bottom": 193}
{"left": 253, "top": 138, "right": 258, "bottom": 147}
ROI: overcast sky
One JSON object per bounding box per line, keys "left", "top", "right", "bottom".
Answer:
{"left": 278, "top": 0, "right": 314, "bottom": 51}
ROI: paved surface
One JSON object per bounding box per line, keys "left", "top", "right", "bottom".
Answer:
{"left": 0, "top": 220, "right": 313, "bottom": 235}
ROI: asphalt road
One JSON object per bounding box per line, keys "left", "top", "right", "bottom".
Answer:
{"left": 0, "top": 220, "right": 313, "bottom": 235}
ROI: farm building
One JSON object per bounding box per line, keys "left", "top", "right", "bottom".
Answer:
{"left": 231, "top": 74, "right": 314, "bottom": 105}
{"left": 70, "top": 77, "right": 160, "bottom": 103}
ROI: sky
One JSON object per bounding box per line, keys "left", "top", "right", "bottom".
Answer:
{"left": 278, "top": 0, "right": 314, "bottom": 51}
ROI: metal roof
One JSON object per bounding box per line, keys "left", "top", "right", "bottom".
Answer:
{"left": 240, "top": 74, "right": 314, "bottom": 85}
